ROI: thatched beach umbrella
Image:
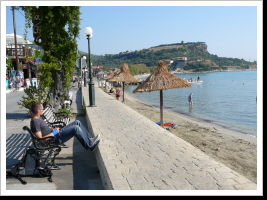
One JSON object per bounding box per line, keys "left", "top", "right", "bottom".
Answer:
{"left": 106, "top": 68, "right": 121, "bottom": 81}
{"left": 103, "top": 70, "right": 115, "bottom": 92}
{"left": 104, "top": 70, "right": 114, "bottom": 80}
{"left": 108, "top": 63, "right": 139, "bottom": 102}
{"left": 104, "top": 69, "right": 121, "bottom": 92}
{"left": 133, "top": 60, "right": 192, "bottom": 127}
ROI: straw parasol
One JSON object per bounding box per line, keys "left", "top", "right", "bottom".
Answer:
{"left": 108, "top": 63, "right": 139, "bottom": 102}
{"left": 133, "top": 60, "right": 192, "bottom": 127}
{"left": 103, "top": 70, "right": 115, "bottom": 92}
{"left": 103, "top": 70, "right": 114, "bottom": 80}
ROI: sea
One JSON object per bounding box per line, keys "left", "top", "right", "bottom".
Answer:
{"left": 124, "top": 70, "right": 257, "bottom": 137}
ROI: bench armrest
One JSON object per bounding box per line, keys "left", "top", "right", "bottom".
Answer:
{"left": 49, "top": 121, "right": 67, "bottom": 129}
{"left": 34, "top": 136, "right": 59, "bottom": 150}
{"left": 23, "top": 126, "right": 60, "bottom": 150}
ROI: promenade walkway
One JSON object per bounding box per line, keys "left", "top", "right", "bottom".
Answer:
{"left": 82, "top": 82, "right": 257, "bottom": 191}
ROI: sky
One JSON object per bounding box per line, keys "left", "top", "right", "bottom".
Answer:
{"left": 4, "top": 1, "right": 261, "bottom": 62}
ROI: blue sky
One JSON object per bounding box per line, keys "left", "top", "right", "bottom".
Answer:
{"left": 4, "top": 1, "right": 261, "bottom": 62}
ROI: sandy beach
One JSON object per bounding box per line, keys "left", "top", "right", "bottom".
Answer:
{"left": 119, "top": 89, "right": 257, "bottom": 183}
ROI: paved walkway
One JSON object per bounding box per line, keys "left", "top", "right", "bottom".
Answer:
{"left": 83, "top": 81, "right": 257, "bottom": 191}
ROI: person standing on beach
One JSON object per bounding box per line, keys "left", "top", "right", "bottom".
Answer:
{"left": 114, "top": 86, "right": 122, "bottom": 101}
{"left": 188, "top": 93, "right": 193, "bottom": 105}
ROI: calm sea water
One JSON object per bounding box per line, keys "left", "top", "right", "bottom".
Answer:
{"left": 125, "top": 70, "right": 257, "bottom": 136}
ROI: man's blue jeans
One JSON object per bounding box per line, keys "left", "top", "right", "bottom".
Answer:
{"left": 55, "top": 120, "right": 94, "bottom": 150}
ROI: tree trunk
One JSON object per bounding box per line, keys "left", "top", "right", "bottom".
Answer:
{"left": 47, "top": 69, "right": 64, "bottom": 111}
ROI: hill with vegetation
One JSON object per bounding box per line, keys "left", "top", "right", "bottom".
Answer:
{"left": 86, "top": 41, "right": 257, "bottom": 75}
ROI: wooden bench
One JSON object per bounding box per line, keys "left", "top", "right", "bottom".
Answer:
{"left": 23, "top": 126, "right": 61, "bottom": 170}
{"left": 42, "top": 105, "right": 70, "bottom": 129}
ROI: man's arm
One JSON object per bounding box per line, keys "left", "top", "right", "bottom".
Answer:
{"left": 34, "top": 131, "right": 54, "bottom": 139}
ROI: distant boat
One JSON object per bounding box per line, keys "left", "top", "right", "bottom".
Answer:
{"left": 187, "top": 79, "right": 203, "bottom": 84}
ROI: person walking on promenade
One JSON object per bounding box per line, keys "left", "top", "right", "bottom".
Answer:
{"left": 188, "top": 93, "right": 193, "bottom": 105}
{"left": 30, "top": 102, "right": 101, "bottom": 151}
{"left": 15, "top": 70, "right": 20, "bottom": 92}
{"left": 114, "top": 86, "right": 122, "bottom": 101}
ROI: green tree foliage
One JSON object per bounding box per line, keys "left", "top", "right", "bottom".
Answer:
{"left": 183, "top": 63, "right": 219, "bottom": 72}
{"left": 6, "top": 58, "right": 12, "bottom": 71}
{"left": 128, "top": 64, "right": 150, "bottom": 75}
{"left": 19, "top": 6, "right": 81, "bottom": 111}
{"left": 18, "top": 85, "right": 50, "bottom": 115}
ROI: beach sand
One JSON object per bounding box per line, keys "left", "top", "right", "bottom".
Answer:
{"left": 120, "top": 91, "right": 257, "bottom": 183}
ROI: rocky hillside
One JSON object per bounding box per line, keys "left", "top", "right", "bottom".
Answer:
{"left": 148, "top": 42, "right": 208, "bottom": 54}
{"left": 89, "top": 42, "right": 256, "bottom": 72}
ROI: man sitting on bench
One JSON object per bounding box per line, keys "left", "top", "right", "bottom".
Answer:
{"left": 30, "top": 102, "right": 101, "bottom": 151}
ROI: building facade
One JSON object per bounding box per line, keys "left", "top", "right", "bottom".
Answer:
{"left": 6, "top": 33, "right": 42, "bottom": 87}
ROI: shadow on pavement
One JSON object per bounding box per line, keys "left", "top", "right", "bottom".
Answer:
{"left": 72, "top": 116, "right": 104, "bottom": 190}
{"left": 6, "top": 113, "right": 30, "bottom": 120}
{"left": 6, "top": 133, "right": 32, "bottom": 170}
{"left": 71, "top": 86, "right": 104, "bottom": 190}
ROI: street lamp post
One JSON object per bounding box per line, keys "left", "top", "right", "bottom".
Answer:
{"left": 80, "top": 56, "right": 83, "bottom": 78}
{"left": 81, "top": 56, "right": 86, "bottom": 87}
{"left": 84, "top": 27, "right": 96, "bottom": 107}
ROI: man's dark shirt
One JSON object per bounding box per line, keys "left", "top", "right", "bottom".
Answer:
{"left": 30, "top": 118, "right": 53, "bottom": 137}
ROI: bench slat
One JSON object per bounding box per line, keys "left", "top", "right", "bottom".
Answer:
{"left": 41, "top": 106, "right": 70, "bottom": 128}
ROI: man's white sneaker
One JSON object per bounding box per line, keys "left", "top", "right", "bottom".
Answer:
{"left": 91, "top": 134, "right": 101, "bottom": 142}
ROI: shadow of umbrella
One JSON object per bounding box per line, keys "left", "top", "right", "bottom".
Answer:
{"left": 133, "top": 60, "right": 192, "bottom": 127}
{"left": 108, "top": 64, "right": 139, "bottom": 102}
